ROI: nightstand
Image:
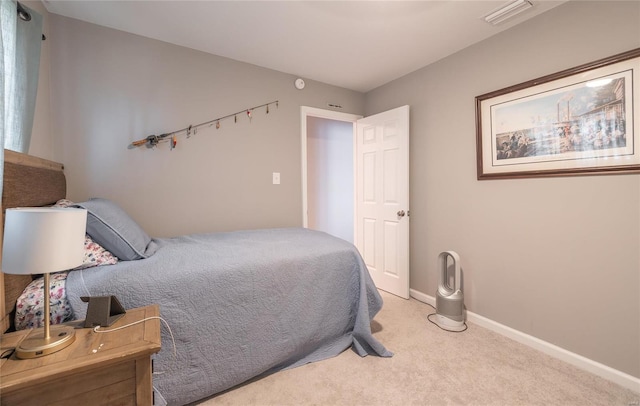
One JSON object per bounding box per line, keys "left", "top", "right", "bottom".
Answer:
{"left": 0, "top": 304, "right": 161, "bottom": 405}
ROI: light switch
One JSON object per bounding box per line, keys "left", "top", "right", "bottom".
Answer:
{"left": 272, "top": 172, "right": 280, "bottom": 185}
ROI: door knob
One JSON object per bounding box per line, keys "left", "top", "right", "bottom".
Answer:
{"left": 397, "top": 210, "right": 405, "bottom": 217}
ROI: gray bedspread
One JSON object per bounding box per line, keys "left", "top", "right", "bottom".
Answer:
{"left": 66, "top": 228, "right": 392, "bottom": 405}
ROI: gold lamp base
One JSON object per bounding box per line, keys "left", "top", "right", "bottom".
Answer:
{"left": 15, "top": 325, "right": 76, "bottom": 359}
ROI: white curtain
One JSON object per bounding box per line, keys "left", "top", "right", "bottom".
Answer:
{"left": 0, "top": 0, "right": 15, "bottom": 201}
{"left": 1, "top": 1, "right": 43, "bottom": 199}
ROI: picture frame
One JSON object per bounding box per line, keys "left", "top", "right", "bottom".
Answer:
{"left": 476, "top": 48, "right": 640, "bottom": 180}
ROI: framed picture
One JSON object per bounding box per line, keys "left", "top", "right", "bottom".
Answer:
{"left": 476, "top": 48, "right": 640, "bottom": 180}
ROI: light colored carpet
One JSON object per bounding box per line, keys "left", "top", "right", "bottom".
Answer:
{"left": 197, "top": 291, "right": 639, "bottom": 405}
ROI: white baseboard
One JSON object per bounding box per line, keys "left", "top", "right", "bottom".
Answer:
{"left": 409, "top": 288, "right": 640, "bottom": 394}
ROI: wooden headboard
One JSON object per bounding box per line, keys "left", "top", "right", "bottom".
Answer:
{"left": 1, "top": 149, "right": 66, "bottom": 332}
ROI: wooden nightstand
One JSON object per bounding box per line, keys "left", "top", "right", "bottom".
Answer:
{"left": 0, "top": 304, "right": 161, "bottom": 405}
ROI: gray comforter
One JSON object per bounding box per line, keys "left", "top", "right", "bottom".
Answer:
{"left": 66, "top": 228, "right": 392, "bottom": 405}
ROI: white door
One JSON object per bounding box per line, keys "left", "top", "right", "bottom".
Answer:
{"left": 355, "top": 106, "right": 410, "bottom": 299}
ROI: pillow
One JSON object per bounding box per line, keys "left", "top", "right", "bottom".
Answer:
{"left": 76, "top": 235, "right": 119, "bottom": 269}
{"left": 72, "top": 198, "right": 157, "bottom": 261}
{"left": 53, "top": 199, "right": 119, "bottom": 269}
{"left": 15, "top": 272, "right": 73, "bottom": 330}
{"left": 53, "top": 198, "right": 76, "bottom": 208}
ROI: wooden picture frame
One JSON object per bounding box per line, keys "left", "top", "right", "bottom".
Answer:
{"left": 476, "top": 48, "right": 640, "bottom": 180}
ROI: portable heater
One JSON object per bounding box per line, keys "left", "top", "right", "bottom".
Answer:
{"left": 430, "top": 250, "right": 466, "bottom": 332}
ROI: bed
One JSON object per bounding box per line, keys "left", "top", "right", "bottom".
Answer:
{"left": 1, "top": 150, "right": 392, "bottom": 406}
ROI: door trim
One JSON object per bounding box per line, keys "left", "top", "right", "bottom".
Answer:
{"left": 300, "top": 107, "right": 362, "bottom": 230}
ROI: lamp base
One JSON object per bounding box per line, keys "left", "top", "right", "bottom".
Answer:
{"left": 15, "top": 325, "right": 76, "bottom": 359}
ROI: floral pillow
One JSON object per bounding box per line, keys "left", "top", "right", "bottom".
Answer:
{"left": 13, "top": 200, "right": 120, "bottom": 330}
{"left": 53, "top": 198, "right": 75, "bottom": 208}
{"left": 13, "top": 235, "right": 118, "bottom": 330}
{"left": 15, "top": 272, "right": 73, "bottom": 330}
{"left": 76, "top": 235, "right": 119, "bottom": 269}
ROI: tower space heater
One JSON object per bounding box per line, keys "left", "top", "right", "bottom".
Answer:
{"left": 432, "top": 250, "right": 466, "bottom": 332}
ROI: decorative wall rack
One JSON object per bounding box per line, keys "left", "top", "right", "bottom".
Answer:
{"left": 129, "top": 100, "right": 279, "bottom": 150}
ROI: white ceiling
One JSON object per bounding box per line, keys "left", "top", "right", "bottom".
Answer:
{"left": 42, "top": 0, "right": 567, "bottom": 93}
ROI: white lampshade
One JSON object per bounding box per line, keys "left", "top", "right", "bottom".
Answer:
{"left": 2, "top": 208, "right": 87, "bottom": 275}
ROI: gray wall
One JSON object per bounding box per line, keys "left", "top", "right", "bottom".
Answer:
{"left": 365, "top": 1, "right": 640, "bottom": 378}
{"left": 46, "top": 15, "right": 364, "bottom": 238}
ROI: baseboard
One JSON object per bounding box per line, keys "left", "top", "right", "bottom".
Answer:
{"left": 409, "top": 288, "right": 640, "bottom": 394}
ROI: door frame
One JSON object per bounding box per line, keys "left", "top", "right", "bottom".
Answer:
{"left": 300, "top": 107, "right": 362, "bottom": 233}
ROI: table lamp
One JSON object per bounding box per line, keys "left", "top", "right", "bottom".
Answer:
{"left": 2, "top": 207, "right": 87, "bottom": 359}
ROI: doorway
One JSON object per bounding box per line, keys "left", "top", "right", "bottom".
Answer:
{"left": 301, "top": 105, "right": 410, "bottom": 299}
{"left": 301, "top": 107, "right": 361, "bottom": 243}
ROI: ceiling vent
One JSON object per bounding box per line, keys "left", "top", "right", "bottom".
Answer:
{"left": 483, "top": 0, "right": 533, "bottom": 25}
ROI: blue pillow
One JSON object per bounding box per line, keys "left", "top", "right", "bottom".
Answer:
{"left": 73, "top": 198, "right": 157, "bottom": 261}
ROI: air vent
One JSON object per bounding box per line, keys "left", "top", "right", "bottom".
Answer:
{"left": 483, "top": 0, "right": 533, "bottom": 25}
